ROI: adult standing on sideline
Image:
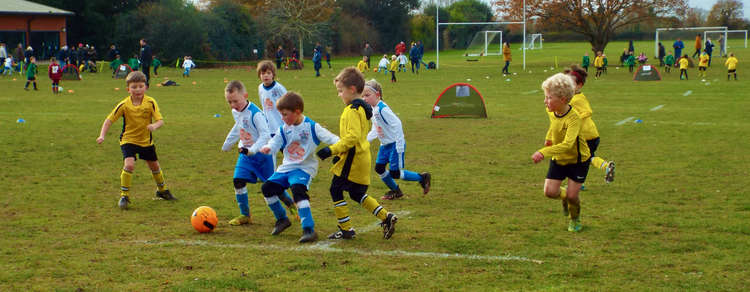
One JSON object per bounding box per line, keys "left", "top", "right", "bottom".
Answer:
{"left": 409, "top": 42, "right": 420, "bottom": 73}
{"left": 628, "top": 40, "right": 634, "bottom": 54}
{"left": 717, "top": 35, "right": 726, "bottom": 57}
{"left": 139, "top": 38, "right": 152, "bottom": 87}
{"left": 362, "top": 42, "right": 373, "bottom": 68}
{"left": 417, "top": 40, "right": 426, "bottom": 69}
{"left": 704, "top": 37, "right": 714, "bottom": 66}
{"left": 658, "top": 42, "right": 666, "bottom": 66}
{"left": 502, "top": 41, "right": 512, "bottom": 74}
{"left": 107, "top": 44, "right": 119, "bottom": 61}
{"left": 692, "top": 34, "right": 702, "bottom": 59}
{"left": 275, "top": 45, "right": 284, "bottom": 69}
{"left": 673, "top": 38, "right": 684, "bottom": 65}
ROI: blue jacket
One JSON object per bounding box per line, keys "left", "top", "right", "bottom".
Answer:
{"left": 704, "top": 41, "right": 714, "bottom": 54}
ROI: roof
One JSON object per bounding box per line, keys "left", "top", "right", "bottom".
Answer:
{"left": 0, "top": 0, "right": 74, "bottom": 16}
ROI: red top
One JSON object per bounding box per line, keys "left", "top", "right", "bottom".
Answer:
{"left": 48, "top": 62, "right": 62, "bottom": 80}
{"left": 395, "top": 42, "right": 407, "bottom": 56}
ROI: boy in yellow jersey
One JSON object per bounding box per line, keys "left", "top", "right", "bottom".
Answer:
{"left": 389, "top": 55, "right": 399, "bottom": 83}
{"left": 532, "top": 73, "right": 591, "bottom": 232}
{"left": 679, "top": 54, "right": 689, "bottom": 80}
{"left": 725, "top": 52, "right": 738, "bottom": 80}
{"left": 560, "top": 65, "right": 615, "bottom": 189}
{"left": 317, "top": 67, "right": 398, "bottom": 240}
{"left": 356, "top": 56, "right": 369, "bottom": 73}
{"left": 97, "top": 71, "right": 175, "bottom": 209}
{"left": 593, "top": 51, "right": 604, "bottom": 78}
{"left": 698, "top": 51, "right": 709, "bottom": 79}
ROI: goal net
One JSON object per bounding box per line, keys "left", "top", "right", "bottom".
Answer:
{"left": 704, "top": 30, "right": 747, "bottom": 52}
{"left": 655, "top": 27, "right": 727, "bottom": 57}
{"left": 526, "top": 33, "right": 543, "bottom": 49}
{"left": 464, "top": 31, "right": 503, "bottom": 59}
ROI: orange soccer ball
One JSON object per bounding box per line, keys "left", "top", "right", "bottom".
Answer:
{"left": 191, "top": 206, "right": 218, "bottom": 233}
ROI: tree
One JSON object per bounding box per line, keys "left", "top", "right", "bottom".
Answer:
{"left": 264, "top": 0, "right": 335, "bottom": 58}
{"left": 338, "top": 0, "right": 419, "bottom": 52}
{"left": 707, "top": 0, "right": 745, "bottom": 29}
{"left": 683, "top": 7, "right": 707, "bottom": 27}
{"left": 203, "top": 0, "right": 259, "bottom": 60}
{"left": 494, "top": 0, "right": 688, "bottom": 54}
{"left": 446, "top": 0, "right": 493, "bottom": 49}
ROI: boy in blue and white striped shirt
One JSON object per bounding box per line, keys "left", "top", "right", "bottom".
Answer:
{"left": 362, "top": 79, "right": 431, "bottom": 199}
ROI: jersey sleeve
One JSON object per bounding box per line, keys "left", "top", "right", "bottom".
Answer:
{"left": 248, "top": 111, "right": 272, "bottom": 154}
{"left": 265, "top": 127, "right": 284, "bottom": 154}
{"left": 315, "top": 123, "right": 340, "bottom": 145}
{"left": 150, "top": 99, "right": 163, "bottom": 121}
{"left": 222, "top": 123, "right": 240, "bottom": 152}
{"left": 544, "top": 111, "right": 554, "bottom": 141}
{"left": 539, "top": 112, "right": 582, "bottom": 158}
{"left": 382, "top": 107, "right": 405, "bottom": 152}
{"left": 329, "top": 108, "right": 363, "bottom": 155}
{"left": 106, "top": 102, "right": 125, "bottom": 123}
{"left": 366, "top": 120, "right": 378, "bottom": 142}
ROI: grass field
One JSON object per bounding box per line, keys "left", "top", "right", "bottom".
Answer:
{"left": 2, "top": 40, "right": 749, "bottom": 291}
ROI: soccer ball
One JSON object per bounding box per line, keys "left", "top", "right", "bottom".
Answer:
{"left": 191, "top": 206, "right": 218, "bottom": 233}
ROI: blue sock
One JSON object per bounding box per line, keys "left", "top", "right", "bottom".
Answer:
{"left": 402, "top": 170, "right": 422, "bottom": 182}
{"left": 235, "top": 192, "right": 250, "bottom": 216}
{"left": 264, "top": 196, "right": 288, "bottom": 220}
{"left": 297, "top": 200, "right": 314, "bottom": 231}
{"left": 282, "top": 190, "right": 294, "bottom": 207}
{"left": 380, "top": 172, "right": 400, "bottom": 191}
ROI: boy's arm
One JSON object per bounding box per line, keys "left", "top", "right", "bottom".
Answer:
{"left": 366, "top": 122, "right": 378, "bottom": 142}
{"left": 147, "top": 119, "right": 164, "bottom": 132}
{"left": 147, "top": 100, "right": 164, "bottom": 131}
{"left": 314, "top": 122, "right": 340, "bottom": 145}
{"left": 248, "top": 112, "right": 272, "bottom": 154}
{"left": 538, "top": 114, "right": 582, "bottom": 158}
{"left": 261, "top": 127, "right": 283, "bottom": 154}
{"left": 96, "top": 119, "right": 113, "bottom": 144}
{"left": 221, "top": 123, "right": 241, "bottom": 152}
{"left": 544, "top": 111, "right": 554, "bottom": 145}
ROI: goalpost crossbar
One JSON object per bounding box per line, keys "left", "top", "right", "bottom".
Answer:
{"left": 654, "top": 26, "right": 727, "bottom": 57}
{"left": 436, "top": 21, "right": 526, "bottom": 69}
{"left": 703, "top": 30, "right": 748, "bottom": 49}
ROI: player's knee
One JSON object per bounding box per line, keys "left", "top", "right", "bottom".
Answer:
{"left": 290, "top": 184, "right": 309, "bottom": 202}
{"left": 349, "top": 192, "right": 365, "bottom": 204}
{"left": 123, "top": 162, "right": 135, "bottom": 172}
{"left": 233, "top": 178, "right": 247, "bottom": 189}
{"left": 261, "top": 181, "right": 283, "bottom": 197}
{"left": 389, "top": 169, "right": 401, "bottom": 179}
{"left": 375, "top": 163, "right": 386, "bottom": 175}
{"left": 543, "top": 186, "right": 559, "bottom": 198}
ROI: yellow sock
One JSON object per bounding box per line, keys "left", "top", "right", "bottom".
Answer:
{"left": 152, "top": 169, "right": 167, "bottom": 192}
{"left": 559, "top": 186, "right": 567, "bottom": 200}
{"left": 568, "top": 199, "right": 580, "bottom": 219}
{"left": 120, "top": 169, "right": 132, "bottom": 197}
{"left": 361, "top": 195, "right": 388, "bottom": 220}
{"left": 333, "top": 200, "right": 353, "bottom": 231}
{"left": 591, "top": 157, "right": 607, "bottom": 170}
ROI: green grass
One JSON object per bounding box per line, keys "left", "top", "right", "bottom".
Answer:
{"left": 2, "top": 40, "right": 749, "bottom": 291}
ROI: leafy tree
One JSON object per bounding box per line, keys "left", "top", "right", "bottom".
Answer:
{"left": 494, "top": 0, "right": 688, "bottom": 54}
{"left": 707, "top": 0, "right": 745, "bottom": 29}
{"left": 338, "top": 0, "right": 419, "bottom": 51}
{"left": 203, "top": 0, "right": 259, "bottom": 60}
{"left": 445, "top": 0, "right": 493, "bottom": 49}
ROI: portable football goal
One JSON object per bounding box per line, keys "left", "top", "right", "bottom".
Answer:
{"left": 704, "top": 30, "right": 747, "bottom": 49}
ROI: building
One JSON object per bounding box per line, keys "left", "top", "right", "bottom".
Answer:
{"left": 0, "top": 0, "right": 74, "bottom": 59}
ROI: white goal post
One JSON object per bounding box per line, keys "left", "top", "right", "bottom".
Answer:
{"left": 526, "top": 33, "right": 543, "bottom": 49}
{"left": 483, "top": 30, "right": 503, "bottom": 56}
{"left": 704, "top": 30, "right": 747, "bottom": 49}
{"left": 654, "top": 26, "right": 727, "bottom": 57}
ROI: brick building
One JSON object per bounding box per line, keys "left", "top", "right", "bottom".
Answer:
{"left": 0, "top": 0, "right": 73, "bottom": 59}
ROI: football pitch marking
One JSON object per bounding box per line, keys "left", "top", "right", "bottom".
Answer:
{"left": 136, "top": 238, "right": 543, "bottom": 264}
{"left": 615, "top": 116, "right": 635, "bottom": 126}
{"left": 650, "top": 104, "right": 665, "bottom": 111}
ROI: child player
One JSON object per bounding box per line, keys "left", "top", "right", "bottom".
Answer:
{"left": 378, "top": 54, "right": 389, "bottom": 75}
{"left": 581, "top": 52, "right": 590, "bottom": 72}
{"left": 532, "top": 73, "right": 591, "bottom": 232}
{"left": 593, "top": 51, "right": 604, "bottom": 78}
{"left": 698, "top": 51, "right": 709, "bottom": 79}
{"left": 679, "top": 54, "right": 689, "bottom": 80}
{"left": 362, "top": 79, "right": 431, "bottom": 200}
{"left": 398, "top": 53, "right": 408, "bottom": 73}
{"left": 563, "top": 65, "right": 615, "bottom": 187}
{"left": 182, "top": 56, "right": 195, "bottom": 77}
{"left": 96, "top": 71, "right": 175, "bottom": 209}
{"left": 316, "top": 67, "right": 399, "bottom": 240}
{"left": 23, "top": 56, "right": 37, "bottom": 91}
{"left": 221, "top": 80, "right": 297, "bottom": 226}
{"left": 725, "top": 52, "right": 738, "bottom": 80}
{"left": 256, "top": 60, "right": 287, "bottom": 166}
{"left": 48, "top": 57, "right": 62, "bottom": 94}
{"left": 389, "top": 55, "right": 399, "bottom": 83}
{"left": 258, "top": 92, "right": 340, "bottom": 243}
{"left": 152, "top": 55, "right": 161, "bottom": 77}
{"left": 664, "top": 51, "right": 674, "bottom": 73}
{"left": 356, "top": 56, "right": 369, "bottom": 73}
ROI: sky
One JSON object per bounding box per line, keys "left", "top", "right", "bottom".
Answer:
{"left": 689, "top": 0, "right": 750, "bottom": 18}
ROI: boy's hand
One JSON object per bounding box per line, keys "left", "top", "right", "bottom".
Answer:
{"left": 96, "top": 136, "right": 105, "bottom": 144}
{"left": 259, "top": 146, "right": 271, "bottom": 155}
{"left": 532, "top": 152, "right": 544, "bottom": 163}
{"left": 544, "top": 140, "right": 553, "bottom": 146}
{"left": 147, "top": 123, "right": 157, "bottom": 132}
{"left": 239, "top": 147, "right": 255, "bottom": 156}
{"left": 316, "top": 147, "right": 332, "bottom": 160}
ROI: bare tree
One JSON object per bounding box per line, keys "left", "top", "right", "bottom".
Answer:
{"left": 265, "top": 0, "right": 335, "bottom": 58}
{"left": 707, "top": 0, "right": 745, "bottom": 29}
{"left": 494, "top": 0, "right": 688, "bottom": 54}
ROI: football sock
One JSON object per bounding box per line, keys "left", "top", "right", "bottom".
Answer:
{"left": 361, "top": 194, "right": 387, "bottom": 220}
{"left": 559, "top": 186, "right": 567, "bottom": 200}
{"left": 297, "top": 200, "right": 314, "bottom": 231}
{"left": 24, "top": 81, "right": 29, "bottom": 88}
{"left": 401, "top": 170, "right": 421, "bottom": 181}
{"left": 379, "top": 172, "right": 400, "bottom": 191}
{"left": 281, "top": 190, "right": 295, "bottom": 208}
{"left": 591, "top": 157, "right": 607, "bottom": 171}
{"left": 235, "top": 188, "right": 250, "bottom": 216}
{"left": 333, "top": 200, "right": 352, "bottom": 231}
{"left": 264, "top": 195, "right": 288, "bottom": 220}
{"left": 568, "top": 199, "right": 581, "bottom": 220}
{"left": 120, "top": 169, "right": 132, "bottom": 197}
{"left": 151, "top": 169, "right": 167, "bottom": 192}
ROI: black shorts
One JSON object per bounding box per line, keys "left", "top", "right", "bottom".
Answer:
{"left": 586, "top": 137, "right": 600, "bottom": 157}
{"left": 699, "top": 67, "right": 706, "bottom": 71}
{"left": 547, "top": 159, "right": 590, "bottom": 183}
{"left": 329, "top": 175, "right": 368, "bottom": 202}
{"left": 121, "top": 143, "right": 158, "bottom": 161}
{"left": 27, "top": 76, "right": 36, "bottom": 81}
{"left": 729, "top": 69, "right": 736, "bottom": 73}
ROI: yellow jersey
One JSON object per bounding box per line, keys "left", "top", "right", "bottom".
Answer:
{"left": 725, "top": 57, "right": 738, "bottom": 70}
{"left": 106, "top": 95, "right": 163, "bottom": 146}
{"left": 389, "top": 59, "right": 399, "bottom": 72}
{"left": 594, "top": 56, "right": 604, "bottom": 67}
{"left": 679, "top": 57, "right": 689, "bottom": 69}
{"left": 356, "top": 60, "right": 369, "bottom": 73}
{"left": 330, "top": 99, "right": 372, "bottom": 185}
{"left": 568, "top": 93, "right": 599, "bottom": 140}
{"left": 540, "top": 106, "right": 590, "bottom": 165}
{"left": 699, "top": 54, "right": 709, "bottom": 67}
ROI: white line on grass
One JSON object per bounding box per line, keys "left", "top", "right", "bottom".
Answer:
{"left": 650, "top": 104, "right": 665, "bottom": 111}
{"left": 615, "top": 117, "right": 635, "bottom": 126}
{"left": 314, "top": 210, "right": 412, "bottom": 249}
{"left": 135, "top": 238, "right": 543, "bottom": 264}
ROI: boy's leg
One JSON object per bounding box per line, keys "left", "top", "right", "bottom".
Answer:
{"left": 287, "top": 171, "right": 316, "bottom": 242}
{"left": 261, "top": 179, "right": 292, "bottom": 235}
{"left": 33, "top": 80, "right": 37, "bottom": 90}
{"left": 257, "top": 154, "right": 297, "bottom": 219}
{"left": 330, "top": 175, "right": 354, "bottom": 233}
{"left": 146, "top": 159, "right": 175, "bottom": 200}
{"left": 565, "top": 179, "right": 583, "bottom": 232}
{"left": 345, "top": 179, "right": 397, "bottom": 239}
{"left": 229, "top": 155, "right": 256, "bottom": 225}
{"left": 391, "top": 147, "right": 430, "bottom": 194}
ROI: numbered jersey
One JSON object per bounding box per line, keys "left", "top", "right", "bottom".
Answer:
{"left": 48, "top": 63, "right": 62, "bottom": 80}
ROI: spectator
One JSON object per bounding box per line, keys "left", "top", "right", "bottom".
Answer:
{"left": 275, "top": 46, "right": 284, "bottom": 69}
{"left": 658, "top": 42, "right": 666, "bottom": 66}
{"left": 704, "top": 37, "right": 714, "bottom": 66}
{"left": 362, "top": 42, "right": 374, "bottom": 68}
{"left": 139, "top": 38, "right": 152, "bottom": 87}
